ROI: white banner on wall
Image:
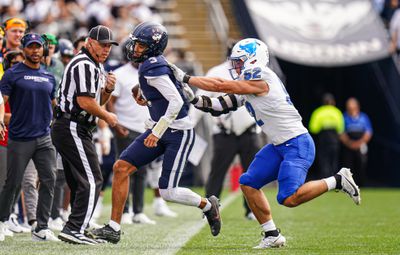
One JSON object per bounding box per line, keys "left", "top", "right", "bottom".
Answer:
{"left": 245, "top": 0, "right": 390, "bottom": 66}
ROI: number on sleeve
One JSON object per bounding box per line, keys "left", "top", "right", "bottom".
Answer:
{"left": 245, "top": 101, "right": 264, "bottom": 126}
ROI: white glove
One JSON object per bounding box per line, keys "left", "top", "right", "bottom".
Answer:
{"left": 182, "top": 83, "right": 196, "bottom": 102}
{"left": 169, "top": 62, "right": 190, "bottom": 83}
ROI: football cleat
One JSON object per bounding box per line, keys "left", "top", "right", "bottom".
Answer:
{"left": 254, "top": 230, "right": 286, "bottom": 249}
{"left": 204, "top": 196, "right": 221, "bottom": 236}
{"left": 85, "top": 224, "right": 121, "bottom": 244}
{"left": 337, "top": 168, "right": 361, "bottom": 205}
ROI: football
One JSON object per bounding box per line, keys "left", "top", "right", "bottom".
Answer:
{"left": 131, "top": 84, "right": 141, "bottom": 99}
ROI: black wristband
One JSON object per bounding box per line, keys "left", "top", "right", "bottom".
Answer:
{"left": 0, "top": 122, "right": 4, "bottom": 129}
{"left": 104, "top": 87, "right": 114, "bottom": 94}
{"left": 183, "top": 74, "right": 191, "bottom": 84}
{"left": 191, "top": 96, "right": 199, "bottom": 104}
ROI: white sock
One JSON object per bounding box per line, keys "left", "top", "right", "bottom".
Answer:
{"left": 261, "top": 219, "right": 276, "bottom": 232}
{"left": 108, "top": 220, "right": 121, "bottom": 232}
{"left": 323, "top": 176, "right": 337, "bottom": 191}
{"left": 202, "top": 200, "right": 212, "bottom": 212}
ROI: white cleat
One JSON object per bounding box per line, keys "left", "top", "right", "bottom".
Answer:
{"left": 121, "top": 212, "right": 133, "bottom": 225}
{"left": 153, "top": 199, "right": 177, "bottom": 218}
{"left": 32, "top": 228, "right": 60, "bottom": 242}
{"left": 254, "top": 232, "right": 286, "bottom": 249}
{"left": 132, "top": 213, "right": 156, "bottom": 225}
{"left": 337, "top": 168, "right": 361, "bottom": 205}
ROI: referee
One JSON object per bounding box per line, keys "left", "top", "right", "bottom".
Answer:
{"left": 51, "top": 25, "right": 118, "bottom": 245}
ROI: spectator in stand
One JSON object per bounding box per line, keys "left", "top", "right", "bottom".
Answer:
{"left": 340, "top": 98, "right": 373, "bottom": 187}
{"left": 0, "top": 33, "right": 58, "bottom": 241}
{"left": 3, "top": 17, "right": 27, "bottom": 52}
{"left": 309, "top": 93, "right": 344, "bottom": 178}
{"left": 174, "top": 49, "right": 196, "bottom": 76}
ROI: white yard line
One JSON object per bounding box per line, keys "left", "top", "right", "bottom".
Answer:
{"left": 159, "top": 192, "right": 240, "bottom": 255}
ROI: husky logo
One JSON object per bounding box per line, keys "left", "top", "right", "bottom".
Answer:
{"left": 152, "top": 29, "right": 162, "bottom": 42}
{"left": 239, "top": 41, "right": 258, "bottom": 58}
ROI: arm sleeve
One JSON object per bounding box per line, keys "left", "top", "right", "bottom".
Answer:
{"left": 0, "top": 91, "right": 3, "bottom": 104}
{"left": 73, "top": 62, "right": 97, "bottom": 97}
{"left": 146, "top": 74, "right": 184, "bottom": 125}
{"left": 192, "top": 93, "right": 244, "bottom": 116}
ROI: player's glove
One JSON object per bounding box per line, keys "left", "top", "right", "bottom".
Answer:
{"left": 169, "top": 62, "right": 191, "bottom": 84}
{"left": 181, "top": 83, "right": 197, "bottom": 103}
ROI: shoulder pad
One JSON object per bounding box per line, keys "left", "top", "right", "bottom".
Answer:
{"left": 139, "top": 56, "right": 170, "bottom": 77}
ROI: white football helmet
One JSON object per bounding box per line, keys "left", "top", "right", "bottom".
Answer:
{"left": 229, "top": 38, "right": 269, "bottom": 80}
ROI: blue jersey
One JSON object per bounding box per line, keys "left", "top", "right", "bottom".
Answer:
{"left": 0, "top": 62, "right": 56, "bottom": 141}
{"left": 343, "top": 112, "right": 373, "bottom": 140}
{"left": 138, "top": 56, "right": 189, "bottom": 122}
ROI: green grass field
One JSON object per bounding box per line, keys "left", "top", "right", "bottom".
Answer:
{"left": 0, "top": 188, "right": 399, "bottom": 255}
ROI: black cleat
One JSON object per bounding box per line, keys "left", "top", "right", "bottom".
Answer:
{"left": 58, "top": 227, "right": 99, "bottom": 245}
{"left": 204, "top": 195, "right": 221, "bottom": 236}
{"left": 85, "top": 224, "right": 121, "bottom": 244}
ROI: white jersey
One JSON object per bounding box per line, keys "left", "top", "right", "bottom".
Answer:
{"left": 113, "top": 63, "right": 150, "bottom": 133}
{"left": 241, "top": 66, "right": 308, "bottom": 145}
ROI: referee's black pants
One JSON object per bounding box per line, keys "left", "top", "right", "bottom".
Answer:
{"left": 205, "top": 129, "right": 260, "bottom": 215}
{"left": 51, "top": 118, "right": 103, "bottom": 233}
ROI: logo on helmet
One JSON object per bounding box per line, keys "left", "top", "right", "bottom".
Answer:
{"left": 152, "top": 29, "right": 162, "bottom": 43}
{"left": 239, "top": 41, "right": 258, "bottom": 58}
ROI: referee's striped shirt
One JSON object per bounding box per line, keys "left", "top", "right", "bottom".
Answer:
{"left": 58, "top": 47, "right": 105, "bottom": 123}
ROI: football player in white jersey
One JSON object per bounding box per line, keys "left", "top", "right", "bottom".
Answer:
{"left": 169, "top": 38, "right": 361, "bottom": 249}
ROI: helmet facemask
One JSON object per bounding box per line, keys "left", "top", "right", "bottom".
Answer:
{"left": 229, "top": 38, "right": 270, "bottom": 80}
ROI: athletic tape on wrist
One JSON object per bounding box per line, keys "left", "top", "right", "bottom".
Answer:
{"left": 152, "top": 117, "right": 170, "bottom": 138}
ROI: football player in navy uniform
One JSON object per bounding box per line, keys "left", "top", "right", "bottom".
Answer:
{"left": 87, "top": 22, "right": 221, "bottom": 244}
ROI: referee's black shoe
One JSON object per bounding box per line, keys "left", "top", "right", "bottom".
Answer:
{"left": 204, "top": 195, "right": 222, "bottom": 236}
{"left": 85, "top": 224, "right": 121, "bottom": 244}
{"left": 58, "top": 227, "right": 99, "bottom": 245}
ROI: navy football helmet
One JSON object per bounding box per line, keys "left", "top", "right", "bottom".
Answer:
{"left": 58, "top": 38, "right": 74, "bottom": 57}
{"left": 125, "top": 21, "right": 168, "bottom": 63}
